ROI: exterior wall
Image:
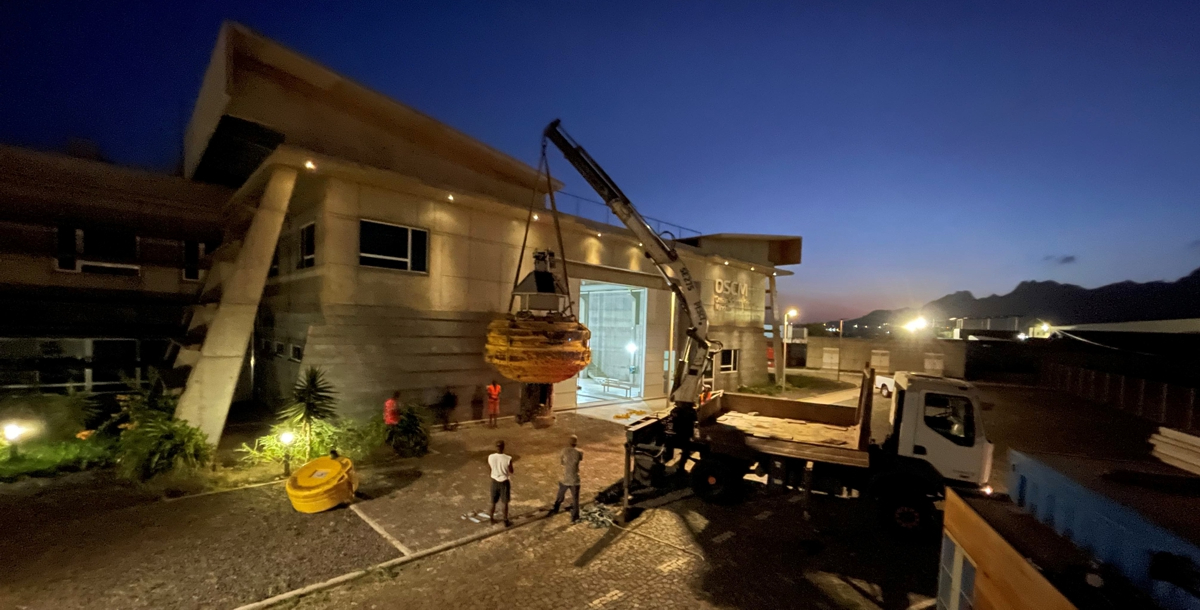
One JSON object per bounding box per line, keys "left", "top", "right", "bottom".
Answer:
{"left": 806, "top": 336, "right": 967, "bottom": 379}
{"left": 943, "top": 490, "right": 1077, "bottom": 610}
{"left": 253, "top": 172, "right": 774, "bottom": 420}
{"left": 1008, "top": 451, "right": 1200, "bottom": 610}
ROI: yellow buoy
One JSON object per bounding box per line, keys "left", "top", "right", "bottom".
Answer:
{"left": 285, "top": 454, "right": 359, "bottom": 513}
{"left": 484, "top": 315, "right": 591, "bottom": 383}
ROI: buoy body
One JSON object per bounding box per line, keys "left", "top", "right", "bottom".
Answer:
{"left": 484, "top": 315, "right": 591, "bottom": 383}
{"left": 285, "top": 455, "right": 359, "bottom": 513}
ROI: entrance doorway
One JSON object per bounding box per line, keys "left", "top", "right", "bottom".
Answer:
{"left": 577, "top": 280, "right": 647, "bottom": 404}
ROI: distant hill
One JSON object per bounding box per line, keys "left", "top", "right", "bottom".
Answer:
{"left": 839, "top": 267, "right": 1200, "bottom": 328}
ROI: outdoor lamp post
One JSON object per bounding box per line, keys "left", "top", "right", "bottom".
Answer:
{"left": 783, "top": 308, "right": 799, "bottom": 386}
{"left": 279, "top": 431, "right": 296, "bottom": 477}
{"left": 4, "top": 423, "right": 27, "bottom": 460}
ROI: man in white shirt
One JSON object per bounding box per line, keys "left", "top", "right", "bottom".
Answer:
{"left": 487, "top": 440, "right": 514, "bottom": 526}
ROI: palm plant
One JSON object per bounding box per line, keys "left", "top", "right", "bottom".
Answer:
{"left": 279, "top": 367, "right": 338, "bottom": 460}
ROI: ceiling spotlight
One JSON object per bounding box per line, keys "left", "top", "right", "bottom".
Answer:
{"left": 750, "top": 266, "right": 755, "bottom": 271}
{"left": 723, "top": 261, "right": 729, "bottom": 265}
{"left": 447, "top": 194, "right": 454, "bottom": 201}
{"left": 597, "top": 233, "right": 602, "bottom": 237}
{"left": 303, "top": 160, "right": 316, "bottom": 171}
{"left": 533, "top": 214, "right": 539, "bottom": 221}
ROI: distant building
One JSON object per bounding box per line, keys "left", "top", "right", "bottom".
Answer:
{"left": 940, "top": 450, "right": 1200, "bottom": 609}
{"left": 805, "top": 336, "right": 966, "bottom": 378}
{"left": 0, "top": 144, "right": 230, "bottom": 393}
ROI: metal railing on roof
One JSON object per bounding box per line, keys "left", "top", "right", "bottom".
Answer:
{"left": 555, "top": 192, "right": 701, "bottom": 240}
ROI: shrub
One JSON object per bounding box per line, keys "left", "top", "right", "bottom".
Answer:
{"left": 0, "top": 390, "right": 93, "bottom": 441}
{"left": 113, "top": 411, "right": 212, "bottom": 481}
{"left": 239, "top": 417, "right": 388, "bottom": 466}
{"left": 387, "top": 405, "right": 429, "bottom": 458}
{"left": 279, "top": 367, "right": 338, "bottom": 460}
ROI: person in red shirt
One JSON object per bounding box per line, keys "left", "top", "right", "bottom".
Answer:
{"left": 486, "top": 381, "right": 502, "bottom": 428}
{"left": 384, "top": 391, "right": 401, "bottom": 425}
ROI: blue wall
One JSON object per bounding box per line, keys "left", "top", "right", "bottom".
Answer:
{"left": 1008, "top": 450, "right": 1200, "bottom": 610}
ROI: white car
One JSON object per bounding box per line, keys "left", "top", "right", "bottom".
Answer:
{"left": 875, "top": 375, "right": 895, "bottom": 398}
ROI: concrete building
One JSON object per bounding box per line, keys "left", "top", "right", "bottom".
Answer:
{"left": 163, "top": 23, "right": 800, "bottom": 442}
{"left": 0, "top": 144, "right": 230, "bottom": 392}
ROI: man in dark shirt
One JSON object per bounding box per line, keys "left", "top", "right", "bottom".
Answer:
{"left": 550, "top": 435, "right": 583, "bottom": 522}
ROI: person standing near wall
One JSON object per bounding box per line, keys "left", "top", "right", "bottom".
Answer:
{"left": 486, "top": 380, "right": 502, "bottom": 428}
{"left": 384, "top": 391, "right": 402, "bottom": 453}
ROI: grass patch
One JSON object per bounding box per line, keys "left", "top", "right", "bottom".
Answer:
{"left": 783, "top": 373, "right": 856, "bottom": 392}
{"left": 0, "top": 439, "right": 113, "bottom": 481}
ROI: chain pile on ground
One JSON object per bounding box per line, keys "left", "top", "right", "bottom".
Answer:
{"left": 578, "top": 504, "right": 617, "bottom": 528}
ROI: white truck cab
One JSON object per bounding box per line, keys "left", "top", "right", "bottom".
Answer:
{"left": 887, "top": 372, "right": 994, "bottom": 486}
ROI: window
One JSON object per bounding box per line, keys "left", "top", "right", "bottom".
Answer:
{"left": 719, "top": 348, "right": 739, "bottom": 373}
{"left": 924, "top": 393, "right": 975, "bottom": 446}
{"left": 297, "top": 223, "right": 315, "bottom": 269}
{"left": 274, "top": 342, "right": 285, "bottom": 357}
{"left": 57, "top": 227, "right": 140, "bottom": 276}
{"left": 359, "top": 220, "right": 428, "bottom": 272}
{"left": 183, "top": 241, "right": 206, "bottom": 281}
{"left": 290, "top": 344, "right": 304, "bottom": 362}
{"left": 937, "top": 534, "right": 976, "bottom": 610}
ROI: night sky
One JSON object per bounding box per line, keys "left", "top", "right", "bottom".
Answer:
{"left": 3, "top": 1, "right": 1198, "bottom": 322}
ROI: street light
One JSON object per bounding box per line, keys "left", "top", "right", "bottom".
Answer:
{"left": 782, "top": 308, "right": 799, "bottom": 387}
{"left": 279, "top": 431, "right": 296, "bottom": 477}
{"left": 903, "top": 316, "right": 928, "bottom": 332}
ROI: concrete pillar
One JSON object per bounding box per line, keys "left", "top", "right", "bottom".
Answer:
{"left": 768, "top": 275, "right": 785, "bottom": 388}
{"left": 176, "top": 167, "right": 298, "bottom": 443}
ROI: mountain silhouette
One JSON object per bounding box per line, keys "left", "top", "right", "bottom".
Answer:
{"left": 844, "top": 267, "right": 1200, "bottom": 327}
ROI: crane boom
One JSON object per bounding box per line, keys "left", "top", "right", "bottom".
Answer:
{"left": 543, "top": 119, "right": 716, "bottom": 407}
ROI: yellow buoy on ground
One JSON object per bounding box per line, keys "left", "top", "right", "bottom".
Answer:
{"left": 485, "top": 315, "right": 590, "bottom": 383}
{"left": 285, "top": 454, "right": 359, "bottom": 513}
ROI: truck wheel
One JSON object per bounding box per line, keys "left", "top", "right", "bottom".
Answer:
{"left": 691, "top": 458, "right": 745, "bottom": 505}
{"left": 879, "top": 493, "right": 933, "bottom": 533}
{"left": 879, "top": 385, "right": 891, "bottom": 399}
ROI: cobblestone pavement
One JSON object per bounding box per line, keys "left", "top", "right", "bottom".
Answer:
{"left": 353, "top": 413, "right": 626, "bottom": 552}
{"left": 0, "top": 479, "right": 398, "bottom": 610}
{"left": 291, "top": 489, "right": 941, "bottom": 610}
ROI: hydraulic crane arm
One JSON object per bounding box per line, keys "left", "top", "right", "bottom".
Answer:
{"left": 543, "top": 119, "right": 716, "bottom": 407}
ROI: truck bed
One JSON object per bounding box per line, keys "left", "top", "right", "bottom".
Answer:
{"left": 696, "top": 381, "right": 874, "bottom": 468}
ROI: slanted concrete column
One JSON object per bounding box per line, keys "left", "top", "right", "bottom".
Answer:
{"left": 177, "top": 167, "right": 298, "bottom": 443}
{"left": 769, "top": 275, "right": 786, "bottom": 388}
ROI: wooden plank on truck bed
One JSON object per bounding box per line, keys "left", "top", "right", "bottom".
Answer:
{"left": 744, "top": 436, "right": 870, "bottom": 468}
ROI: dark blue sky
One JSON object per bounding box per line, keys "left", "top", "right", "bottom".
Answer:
{"left": 3, "top": 1, "right": 1198, "bottom": 321}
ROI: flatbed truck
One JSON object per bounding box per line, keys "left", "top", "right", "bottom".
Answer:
{"left": 626, "top": 370, "right": 995, "bottom": 530}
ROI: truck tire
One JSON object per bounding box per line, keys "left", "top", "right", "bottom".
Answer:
{"left": 878, "top": 492, "right": 933, "bottom": 533}
{"left": 691, "top": 458, "right": 745, "bottom": 505}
